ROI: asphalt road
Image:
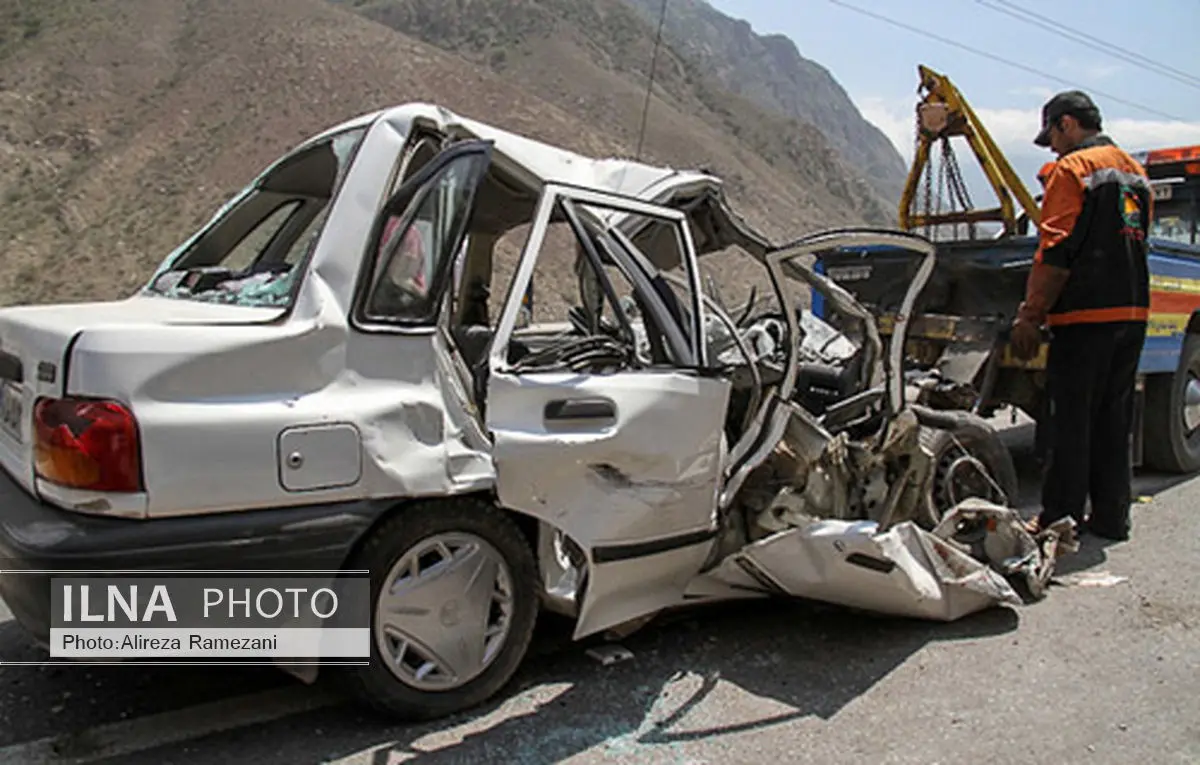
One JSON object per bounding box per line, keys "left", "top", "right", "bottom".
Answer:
{"left": 1, "top": 423, "right": 1198, "bottom": 765}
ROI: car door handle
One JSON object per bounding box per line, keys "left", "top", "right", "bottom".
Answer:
{"left": 544, "top": 398, "right": 616, "bottom": 422}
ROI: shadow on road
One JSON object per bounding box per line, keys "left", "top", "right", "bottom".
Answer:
{"left": 1002, "top": 422, "right": 1195, "bottom": 511}
{"left": 321, "top": 418, "right": 1170, "bottom": 765}
{"left": 288, "top": 601, "right": 1021, "bottom": 765}
{"left": 1051, "top": 534, "right": 1127, "bottom": 577}
{"left": 0, "top": 621, "right": 289, "bottom": 748}
{"left": 1000, "top": 420, "right": 1191, "bottom": 580}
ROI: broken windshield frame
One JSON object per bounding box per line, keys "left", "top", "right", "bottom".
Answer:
{"left": 490, "top": 183, "right": 708, "bottom": 374}
{"left": 559, "top": 199, "right": 641, "bottom": 351}
{"left": 714, "top": 228, "right": 938, "bottom": 511}
{"left": 140, "top": 126, "right": 368, "bottom": 310}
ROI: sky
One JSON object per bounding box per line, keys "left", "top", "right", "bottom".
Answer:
{"left": 706, "top": 0, "right": 1200, "bottom": 206}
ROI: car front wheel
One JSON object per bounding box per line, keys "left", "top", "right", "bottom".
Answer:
{"left": 919, "top": 414, "right": 1019, "bottom": 527}
{"left": 342, "top": 497, "right": 539, "bottom": 721}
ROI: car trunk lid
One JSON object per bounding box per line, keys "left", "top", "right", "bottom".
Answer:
{"left": 0, "top": 295, "right": 283, "bottom": 492}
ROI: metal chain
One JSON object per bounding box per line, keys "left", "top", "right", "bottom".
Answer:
{"left": 915, "top": 104, "right": 981, "bottom": 241}
{"left": 919, "top": 109, "right": 934, "bottom": 240}
{"left": 942, "top": 139, "right": 977, "bottom": 239}
{"left": 916, "top": 110, "right": 936, "bottom": 239}
{"left": 935, "top": 138, "right": 949, "bottom": 241}
{"left": 938, "top": 138, "right": 954, "bottom": 239}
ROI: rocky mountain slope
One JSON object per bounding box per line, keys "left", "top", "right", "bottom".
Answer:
{"left": 339, "top": 0, "right": 896, "bottom": 221}
{"left": 0, "top": 0, "right": 894, "bottom": 308}
{"left": 622, "top": 0, "right": 909, "bottom": 205}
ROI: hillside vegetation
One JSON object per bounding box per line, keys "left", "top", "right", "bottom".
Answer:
{"left": 341, "top": 0, "right": 895, "bottom": 223}
{"left": 622, "top": 0, "right": 908, "bottom": 204}
{"left": 0, "top": 0, "right": 898, "bottom": 307}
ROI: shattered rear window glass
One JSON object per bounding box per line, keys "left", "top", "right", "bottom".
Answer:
{"left": 143, "top": 127, "right": 365, "bottom": 308}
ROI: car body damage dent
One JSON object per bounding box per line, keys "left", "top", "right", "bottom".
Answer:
{"left": 722, "top": 517, "right": 1021, "bottom": 621}
{"left": 577, "top": 543, "right": 716, "bottom": 639}
{"left": 676, "top": 228, "right": 1068, "bottom": 624}
{"left": 490, "top": 410, "right": 726, "bottom": 545}
{"left": 487, "top": 359, "right": 730, "bottom": 526}
{"left": 537, "top": 521, "right": 586, "bottom": 618}
{"left": 579, "top": 460, "right": 719, "bottom": 531}
{"left": 931, "top": 499, "right": 1078, "bottom": 600}
{"left": 587, "top": 461, "right": 716, "bottom": 494}
{"left": 586, "top": 460, "right": 707, "bottom": 498}
{"left": 713, "top": 498, "right": 1077, "bottom": 621}
{"left": 358, "top": 387, "right": 491, "bottom": 498}
{"left": 509, "top": 222, "right": 1069, "bottom": 637}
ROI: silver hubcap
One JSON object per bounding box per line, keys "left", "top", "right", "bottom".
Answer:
{"left": 375, "top": 532, "right": 514, "bottom": 691}
{"left": 931, "top": 441, "right": 1003, "bottom": 521}
{"left": 941, "top": 453, "right": 997, "bottom": 507}
{"left": 1183, "top": 376, "right": 1200, "bottom": 435}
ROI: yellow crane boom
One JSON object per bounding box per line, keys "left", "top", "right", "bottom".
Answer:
{"left": 898, "top": 65, "right": 1042, "bottom": 236}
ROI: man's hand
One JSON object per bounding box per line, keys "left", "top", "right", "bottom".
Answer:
{"left": 1011, "top": 261, "right": 1069, "bottom": 362}
{"left": 1010, "top": 315, "right": 1042, "bottom": 360}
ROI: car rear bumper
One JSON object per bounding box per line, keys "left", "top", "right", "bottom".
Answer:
{"left": 0, "top": 467, "right": 391, "bottom": 645}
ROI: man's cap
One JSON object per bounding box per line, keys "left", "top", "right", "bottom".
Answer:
{"left": 1034, "top": 90, "right": 1102, "bottom": 147}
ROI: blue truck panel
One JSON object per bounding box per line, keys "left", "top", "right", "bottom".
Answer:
{"left": 811, "top": 236, "right": 1200, "bottom": 378}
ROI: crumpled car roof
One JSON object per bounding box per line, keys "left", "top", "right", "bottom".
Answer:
{"left": 307, "top": 103, "right": 775, "bottom": 268}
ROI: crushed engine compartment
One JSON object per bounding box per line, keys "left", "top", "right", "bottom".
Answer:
{"left": 521, "top": 221, "right": 1075, "bottom": 625}
{"left": 711, "top": 497, "right": 1078, "bottom": 621}
{"left": 713, "top": 398, "right": 1077, "bottom": 620}
{"left": 696, "top": 234, "right": 1076, "bottom": 620}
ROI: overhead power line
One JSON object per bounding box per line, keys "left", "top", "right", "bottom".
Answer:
{"left": 974, "top": 0, "right": 1200, "bottom": 92}
{"left": 636, "top": 0, "right": 670, "bottom": 161}
{"left": 823, "top": 0, "right": 1188, "bottom": 122}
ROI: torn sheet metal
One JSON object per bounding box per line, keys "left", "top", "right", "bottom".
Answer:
{"left": 719, "top": 519, "right": 1019, "bottom": 621}
{"left": 930, "top": 498, "right": 1078, "bottom": 601}
{"left": 712, "top": 498, "right": 1074, "bottom": 622}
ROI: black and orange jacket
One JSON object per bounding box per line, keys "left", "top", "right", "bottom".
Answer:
{"left": 1035, "top": 135, "right": 1153, "bottom": 326}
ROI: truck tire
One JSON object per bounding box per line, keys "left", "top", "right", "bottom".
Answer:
{"left": 1143, "top": 333, "right": 1200, "bottom": 473}
{"left": 919, "top": 414, "right": 1019, "bottom": 527}
{"left": 341, "top": 497, "right": 539, "bottom": 721}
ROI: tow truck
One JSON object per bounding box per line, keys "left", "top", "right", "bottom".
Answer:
{"left": 812, "top": 65, "right": 1200, "bottom": 475}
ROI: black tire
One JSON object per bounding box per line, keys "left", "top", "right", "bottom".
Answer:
{"left": 1143, "top": 334, "right": 1200, "bottom": 473}
{"left": 340, "top": 496, "right": 539, "bottom": 721}
{"left": 919, "top": 414, "right": 1020, "bottom": 527}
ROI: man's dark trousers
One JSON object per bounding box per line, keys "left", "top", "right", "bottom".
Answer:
{"left": 1039, "top": 320, "right": 1148, "bottom": 538}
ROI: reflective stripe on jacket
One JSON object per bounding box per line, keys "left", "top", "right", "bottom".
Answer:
{"left": 1035, "top": 135, "right": 1153, "bottom": 326}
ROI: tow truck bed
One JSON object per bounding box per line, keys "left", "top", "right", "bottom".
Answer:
{"left": 811, "top": 235, "right": 1200, "bottom": 472}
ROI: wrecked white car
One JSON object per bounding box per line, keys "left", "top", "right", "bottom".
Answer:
{"left": 0, "top": 103, "right": 1074, "bottom": 721}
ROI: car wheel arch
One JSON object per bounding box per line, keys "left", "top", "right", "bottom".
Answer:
{"left": 272, "top": 493, "right": 549, "bottom": 688}
{"left": 334, "top": 490, "right": 542, "bottom": 577}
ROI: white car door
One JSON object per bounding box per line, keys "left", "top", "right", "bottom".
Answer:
{"left": 484, "top": 185, "right": 732, "bottom": 638}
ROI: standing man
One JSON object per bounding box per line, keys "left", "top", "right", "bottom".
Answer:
{"left": 1011, "top": 91, "right": 1153, "bottom": 542}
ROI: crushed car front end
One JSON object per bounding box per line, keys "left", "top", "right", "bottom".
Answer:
{"left": 655, "top": 225, "right": 1078, "bottom": 619}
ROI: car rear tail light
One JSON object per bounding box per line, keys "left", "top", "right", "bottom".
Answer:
{"left": 33, "top": 397, "right": 142, "bottom": 493}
